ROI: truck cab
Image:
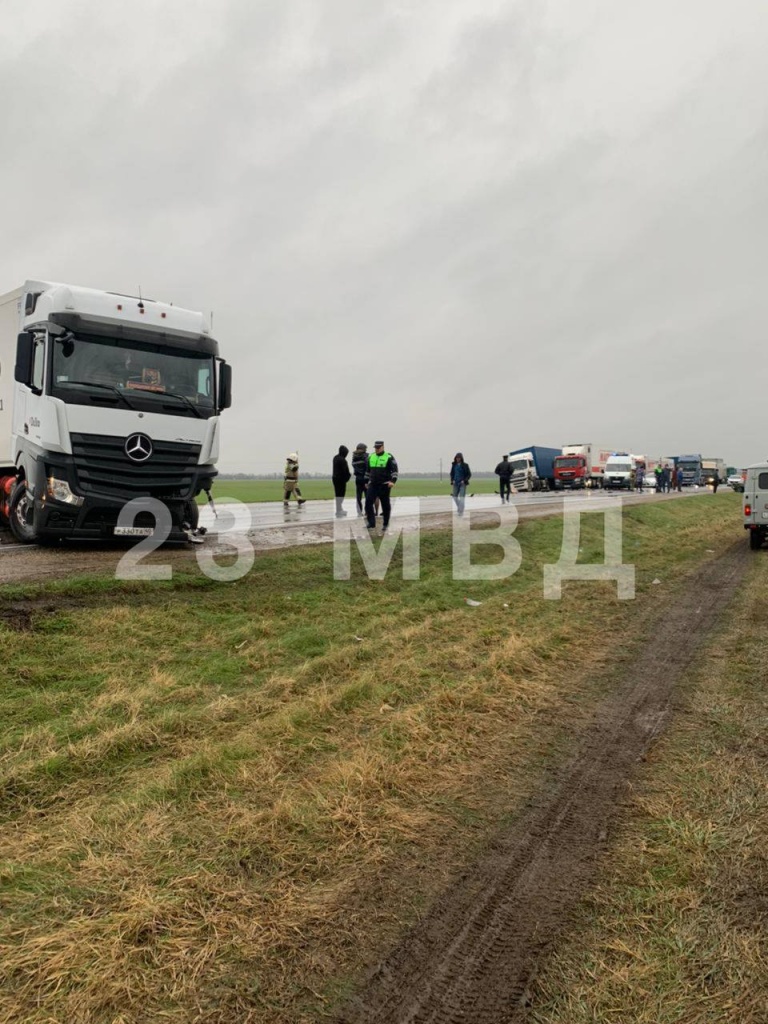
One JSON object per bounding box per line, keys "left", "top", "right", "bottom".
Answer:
{"left": 675, "top": 454, "right": 702, "bottom": 487}
{"left": 743, "top": 463, "right": 768, "bottom": 549}
{"left": 1, "top": 281, "right": 232, "bottom": 544}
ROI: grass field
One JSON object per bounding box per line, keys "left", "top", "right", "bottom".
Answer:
{"left": 207, "top": 477, "right": 500, "bottom": 502}
{"left": 530, "top": 532, "right": 768, "bottom": 1023}
{"left": 0, "top": 494, "right": 755, "bottom": 1023}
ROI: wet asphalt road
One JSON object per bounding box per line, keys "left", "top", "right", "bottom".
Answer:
{"left": 197, "top": 487, "right": 699, "bottom": 537}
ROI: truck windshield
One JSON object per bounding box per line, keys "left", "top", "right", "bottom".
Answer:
{"left": 51, "top": 333, "right": 215, "bottom": 417}
{"left": 556, "top": 457, "right": 581, "bottom": 468}
{"left": 509, "top": 459, "right": 530, "bottom": 473}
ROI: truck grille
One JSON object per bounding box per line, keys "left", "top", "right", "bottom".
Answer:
{"left": 70, "top": 433, "right": 201, "bottom": 500}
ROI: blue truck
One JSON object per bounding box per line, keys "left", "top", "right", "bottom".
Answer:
{"left": 674, "top": 454, "right": 703, "bottom": 487}
{"left": 507, "top": 445, "right": 560, "bottom": 492}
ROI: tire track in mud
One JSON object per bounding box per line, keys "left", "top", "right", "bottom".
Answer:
{"left": 337, "top": 542, "right": 749, "bottom": 1024}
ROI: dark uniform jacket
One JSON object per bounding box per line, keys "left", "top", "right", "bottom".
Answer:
{"left": 366, "top": 451, "right": 399, "bottom": 486}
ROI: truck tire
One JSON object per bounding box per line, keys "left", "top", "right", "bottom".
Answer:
{"left": 8, "top": 481, "right": 39, "bottom": 544}
{"left": 182, "top": 499, "right": 200, "bottom": 531}
{"left": 749, "top": 528, "right": 763, "bottom": 551}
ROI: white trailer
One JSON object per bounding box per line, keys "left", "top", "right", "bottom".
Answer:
{"left": 0, "top": 281, "right": 232, "bottom": 543}
{"left": 554, "top": 443, "right": 614, "bottom": 488}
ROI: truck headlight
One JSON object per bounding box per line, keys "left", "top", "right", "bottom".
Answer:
{"left": 47, "top": 477, "right": 85, "bottom": 506}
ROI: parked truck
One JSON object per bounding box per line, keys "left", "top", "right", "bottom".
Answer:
{"left": 507, "top": 446, "right": 559, "bottom": 492}
{"left": 553, "top": 443, "right": 613, "bottom": 489}
{"left": 701, "top": 458, "right": 727, "bottom": 486}
{"left": 675, "top": 454, "right": 703, "bottom": 487}
{"left": 0, "top": 280, "right": 232, "bottom": 544}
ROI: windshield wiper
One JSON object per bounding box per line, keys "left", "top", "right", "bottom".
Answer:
{"left": 62, "top": 381, "right": 135, "bottom": 409}
{"left": 159, "top": 392, "right": 203, "bottom": 418}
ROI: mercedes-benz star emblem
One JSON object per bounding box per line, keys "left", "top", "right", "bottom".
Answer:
{"left": 124, "top": 433, "right": 153, "bottom": 462}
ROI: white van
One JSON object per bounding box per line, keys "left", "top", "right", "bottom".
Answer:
{"left": 603, "top": 453, "right": 636, "bottom": 490}
{"left": 743, "top": 462, "right": 768, "bottom": 549}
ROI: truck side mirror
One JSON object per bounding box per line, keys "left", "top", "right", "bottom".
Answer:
{"left": 218, "top": 361, "right": 232, "bottom": 410}
{"left": 14, "top": 332, "right": 34, "bottom": 384}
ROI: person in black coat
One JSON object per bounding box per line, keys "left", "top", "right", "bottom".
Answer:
{"left": 495, "top": 454, "right": 513, "bottom": 503}
{"left": 351, "top": 442, "right": 368, "bottom": 516}
{"left": 332, "top": 445, "right": 351, "bottom": 517}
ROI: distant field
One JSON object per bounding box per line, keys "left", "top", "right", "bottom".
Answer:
{"left": 206, "top": 477, "right": 500, "bottom": 503}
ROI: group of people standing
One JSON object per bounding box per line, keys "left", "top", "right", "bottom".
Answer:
{"left": 331, "top": 442, "right": 399, "bottom": 532}
{"left": 646, "top": 464, "right": 683, "bottom": 493}
{"left": 285, "top": 445, "right": 399, "bottom": 532}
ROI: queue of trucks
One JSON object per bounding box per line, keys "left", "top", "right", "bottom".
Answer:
{"left": 510, "top": 445, "right": 728, "bottom": 492}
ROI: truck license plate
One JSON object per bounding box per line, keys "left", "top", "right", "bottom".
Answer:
{"left": 114, "top": 526, "right": 155, "bottom": 537}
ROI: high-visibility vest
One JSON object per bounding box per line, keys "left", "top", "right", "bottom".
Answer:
{"left": 368, "top": 452, "right": 392, "bottom": 468}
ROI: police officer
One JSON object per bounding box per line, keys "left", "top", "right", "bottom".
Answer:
{"left": 365, "top": 441, "right": 398, "bottom": 533}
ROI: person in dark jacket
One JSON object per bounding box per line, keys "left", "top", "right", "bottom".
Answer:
{"left": 332, "top": 445, "right": 351, "bottom": 517}
{"left": 495, "top": 454, "right": 513, "bottom": 503}
{"left": 351, "top": 442, "right": 368, "bottom": 516}
{"left": 450, "top": 452, "right": 471, "bottom": 515}
{"left": 365, "top": 441, "right": 398, "bottom": 533}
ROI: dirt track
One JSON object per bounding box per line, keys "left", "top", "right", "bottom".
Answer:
{"left": 336, "top": 542, "right": 748, "bottom": 1024}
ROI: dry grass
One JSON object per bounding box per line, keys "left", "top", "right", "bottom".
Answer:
{"left": 529, "top": 539, "right": 768, "bottom": 1023}
{"left": 0, "top": 497, "right": 743, "bottom": 1023}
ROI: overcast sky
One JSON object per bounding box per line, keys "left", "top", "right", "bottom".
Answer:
{"left": 1, "top": 0, "right": 766, "bottom": 473}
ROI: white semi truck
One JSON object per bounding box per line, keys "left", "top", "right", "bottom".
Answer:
{"left": 0, "top": 281, "right": 231, "bottom": 543}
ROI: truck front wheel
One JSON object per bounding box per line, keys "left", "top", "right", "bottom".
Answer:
{"left": 9, "top": 481, "right": 39, "bottom": 544}
{"left": 182, "top": 499, "right": 200, "bottom": 531}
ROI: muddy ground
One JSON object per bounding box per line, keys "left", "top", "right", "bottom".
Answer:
{"left": 335, "top": 541, "right": 749, "bottom": 1024}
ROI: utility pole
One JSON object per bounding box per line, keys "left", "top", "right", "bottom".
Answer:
{"left": 439, "top": 457, "right": 443, "bottom": 481}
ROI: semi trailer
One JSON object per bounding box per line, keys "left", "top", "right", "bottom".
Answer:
{"left": 553, "top": 443, "right": 613, "bottom": 489}
{"left": 507, "top": 445, "right": 559, "bottom": 492}
{"left": 0, "top": 280, "right": 232, "bottom": 544}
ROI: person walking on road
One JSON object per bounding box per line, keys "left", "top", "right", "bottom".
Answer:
{"left": 495, "top": 454, "right": 513, "bottom": 503}
{"left": 351, "top": 443, "right": 368, "bottom": 516}
{"left": 283, "top": 453, "right": 306, "bottom": 509}
{"left": 712, "top": 473, "right": 719, "bottom": 494}
{"left": 365, "top": 441, "right": 398, "bottom": 533}
{"left": 450, "top": 453, "right": 471, "bottom": 515}
{"left": 332, "top": 445, "right": 351, "bottom": 517}
{"left": 677, "top": 467, "right": 683, "bottom": 492}
{"left": 635, "top": 465, "right": 645, "bottom": 491}
{"left": 654, "top": 465, "right": 662, "bottom": 493}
